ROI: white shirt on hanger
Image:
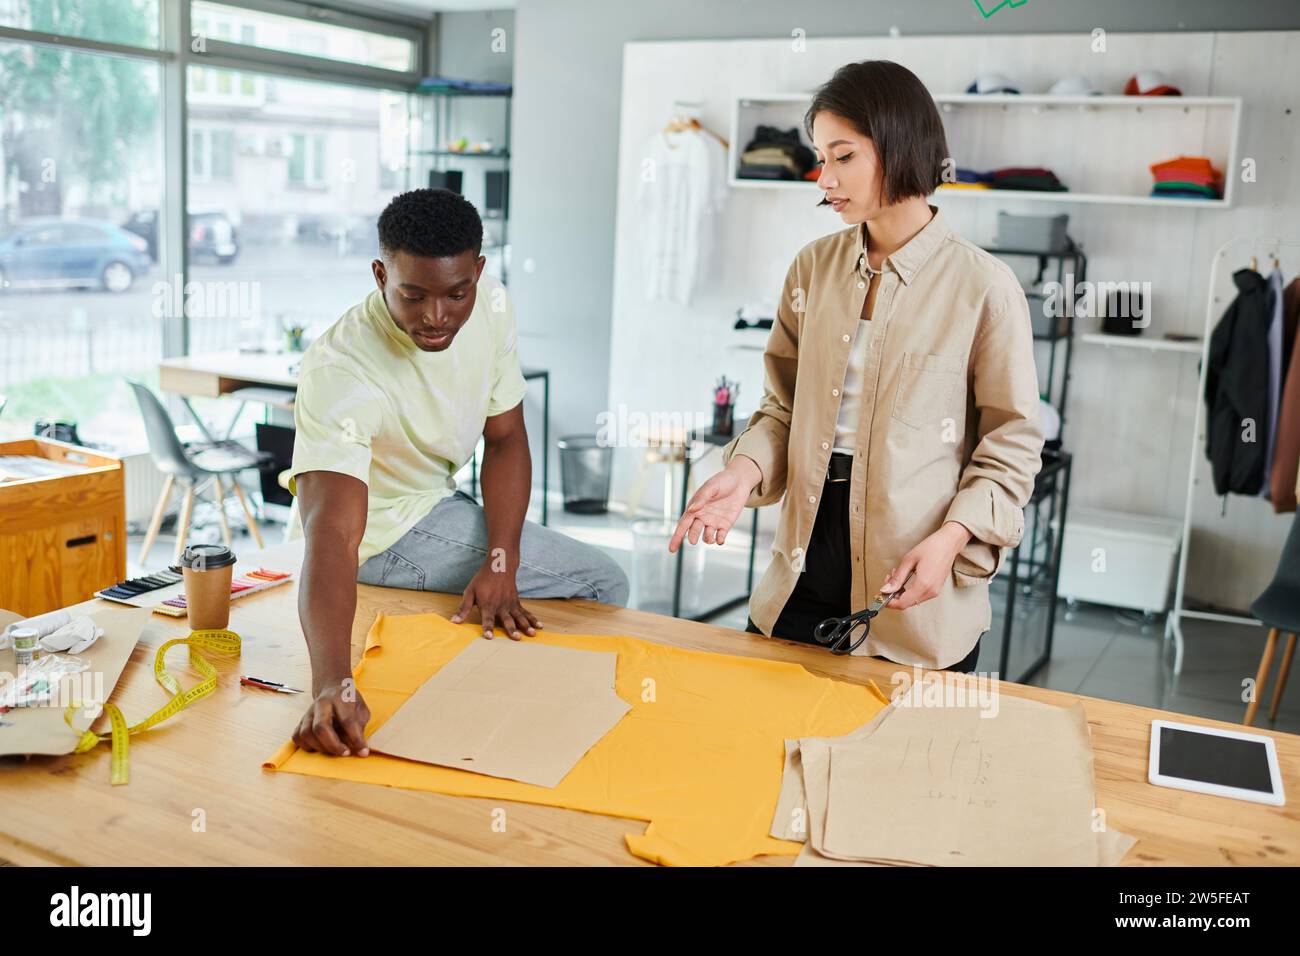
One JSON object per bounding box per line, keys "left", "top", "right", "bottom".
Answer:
{"left": 637, "top": 127, "right": 727, "bottom": 306}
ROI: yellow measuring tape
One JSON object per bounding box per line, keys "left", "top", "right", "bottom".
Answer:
{"left": 65, "top": 628, "right": 241, "bottom": 786}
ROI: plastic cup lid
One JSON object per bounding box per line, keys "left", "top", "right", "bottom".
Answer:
{"left": 178, "top": 543, "right": 237, "bottom": 571}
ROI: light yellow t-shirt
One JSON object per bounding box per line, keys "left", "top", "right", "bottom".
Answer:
{"left": 288, "top": 274, "right": 528, "bottom": 565}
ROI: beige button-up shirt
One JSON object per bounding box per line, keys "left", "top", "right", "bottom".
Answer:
{"left": 722, "top": 206, "right": 1044, "bottom": 669}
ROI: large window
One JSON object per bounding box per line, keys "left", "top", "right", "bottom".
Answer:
{"left": 184, "top": 66, "right": 408, "bottom": 363}
{"left": 0, "top": 1, "right": 421, "bottom": 451}
{"left": 192, "top": 2, "right": 417, "bottom": 71}
{"left": 0, "top": 40, "right": 163, "bottom": 446}
{"left": 0, "top": 0, "right": 160, "bottom": 49}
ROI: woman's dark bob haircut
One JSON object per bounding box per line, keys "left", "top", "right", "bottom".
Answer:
{"left": 804, "top": 60, "right": 949, "bottom": 205}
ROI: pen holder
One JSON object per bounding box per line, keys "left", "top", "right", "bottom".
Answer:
{"left": 712, "top": 401, "right": 734, "bottom": 437}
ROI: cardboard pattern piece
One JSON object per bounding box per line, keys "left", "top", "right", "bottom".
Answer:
{"left": 774, "top": 695, "right": 1137, "bottom": 867}
{"left": 770, "top": 703, "right": 896, "bottom": 842}
{"left": 367, "top": 638, "right": 632, "bottom": 789}
{"left": 0, "top": 603, "right": 151, "bottom": 757}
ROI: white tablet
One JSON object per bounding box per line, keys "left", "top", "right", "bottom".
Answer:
{"left": 1148, "top": 720, "right": 1285, "bottom": 806}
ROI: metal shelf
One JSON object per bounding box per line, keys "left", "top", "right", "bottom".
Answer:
{"left": 1077, "top": 332, "right": 1202, "bottom": 354}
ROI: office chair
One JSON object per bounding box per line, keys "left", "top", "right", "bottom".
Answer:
{"left": 126, "top": 379, "right": 271, "bottom": 565}
{"left": 1245, "top": 513, "right": 1300, "bottom": 725}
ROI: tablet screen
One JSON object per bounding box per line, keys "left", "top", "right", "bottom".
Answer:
{"left": 1158, "top": 726, "right": 1274, "bottom": 793}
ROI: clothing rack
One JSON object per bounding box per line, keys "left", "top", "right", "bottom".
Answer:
{"left": 1167, "top": 236, "right": 1300, "bottom": 674}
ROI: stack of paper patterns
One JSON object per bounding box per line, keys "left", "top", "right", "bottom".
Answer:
{"left": 771, "top": 689, "right": 1136, "bottom": 866}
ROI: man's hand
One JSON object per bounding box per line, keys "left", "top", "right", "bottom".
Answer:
{"left": 294, "top": 679, "right": 371, "bottom": 757}
{"left": 668, "top": 455, "right": 762, "bottom": 553}
{"left": 451, "top": 558, "right": 542, "bottom": 640}
{"left": 883, "top": 521, "right": 974, "bottom": 611}
{"left": 464, "top": 402, "right": 540, "bottom": 640}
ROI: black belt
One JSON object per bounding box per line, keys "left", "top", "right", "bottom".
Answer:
{"left": 826, "top": 452, "right": 853, "bottom": 483}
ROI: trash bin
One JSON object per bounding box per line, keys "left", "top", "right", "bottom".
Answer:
{"left": 631, "top": 518, "right": 705, "bottom": 615}
{"left": 557, "top": 434, "right": 613, "bottom": 514}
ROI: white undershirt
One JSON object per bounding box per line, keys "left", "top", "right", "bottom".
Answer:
{"left": 833, "top": 319, "right": 870, "bottom": 453}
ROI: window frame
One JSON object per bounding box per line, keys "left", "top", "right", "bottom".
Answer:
{"left": 190, "top": 1, "right": 425, "bottom": 88}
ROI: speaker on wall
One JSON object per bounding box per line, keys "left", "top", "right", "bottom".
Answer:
{"left": 485, "top": 170, "right": 509, "bottom": 219}
{"left": 429, "top": 169, "right": 463, "bottom": 194}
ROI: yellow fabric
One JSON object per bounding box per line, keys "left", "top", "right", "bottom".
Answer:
{"left": 264, "top": 611, "right": 890, "bottom": 866}
{"left": 286, "top": 276, "right": 527, "bottom": 565}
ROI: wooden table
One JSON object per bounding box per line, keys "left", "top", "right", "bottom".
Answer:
{"left": 158, "top": 351, "right": 302, "bottom": 448}
{"left": 1, "top": 540, "right": 1297, "bottom": 866}
{"left": 159, "top": 351, "right": 300, "bottom": 401}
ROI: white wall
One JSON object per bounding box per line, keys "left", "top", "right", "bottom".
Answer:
{"left": 508, "top": 0, "right": 1300, "bottom": 442}
{"left": 606, "top": 30, "right": 1300, "bottom": 612}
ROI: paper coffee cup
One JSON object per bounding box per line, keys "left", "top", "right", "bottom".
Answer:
{"left": 179, "top": 543, "right": 237, "bottom": 631}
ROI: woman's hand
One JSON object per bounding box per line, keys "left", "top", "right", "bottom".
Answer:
{"left": 667, "top": 455, "right": 763, "bottom": 553}
{"left": 883, "top": 521, "right": 973, "bottom": 610}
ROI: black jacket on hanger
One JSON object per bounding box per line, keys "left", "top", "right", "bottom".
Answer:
{"left": 1205, "top": 268, "right": 1272, "bottom": 495}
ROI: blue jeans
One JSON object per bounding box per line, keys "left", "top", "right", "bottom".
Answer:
{"left": 356, "top": 491, "right": 630, "bottom": 606}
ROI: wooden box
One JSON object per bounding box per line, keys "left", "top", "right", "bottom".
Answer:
{"left": 0, "top": 438, "right": 126, "bottom": 617}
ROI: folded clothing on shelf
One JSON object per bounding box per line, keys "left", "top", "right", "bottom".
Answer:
{"left": 936, "top": 167, "right": 995, "bottom": 191}
{"left": 987, "top": 166, "right": 1069, "bottom": 192}
{"left": 1151, "top": 183, "right": 1221, "bottom": 198}
{"left": 736, "top": 125, "right": 816, "bottom": 181}
{"left": 1149, "top": 155, "right": 1222, "bottom": 199}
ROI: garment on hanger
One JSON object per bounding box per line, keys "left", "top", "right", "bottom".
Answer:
{"left": 1205, "top": 268, "right": 1272, "bottom": 496}
{"left": 1271, "top": 277, "right": 1300, "bottom": 512}
{"left": 637, "top": 118, "right": 728, "bottom": 306}
{"left": 1261, "top": 268, "right": 1286, "bottom": 498}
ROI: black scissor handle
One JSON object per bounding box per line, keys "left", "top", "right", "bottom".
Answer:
{"left": 812, "top": 615, "right": 847, "bottom": 646}
{"left": 813, "top": 610, "right": 872, "bottom": 655}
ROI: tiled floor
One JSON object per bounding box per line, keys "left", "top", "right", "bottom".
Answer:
{"left": 130, "top": 489, "right": 1298, "bottom": 736}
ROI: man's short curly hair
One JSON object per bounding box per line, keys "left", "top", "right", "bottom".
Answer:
{"left": 377, "top": 188, "right": 483, "bottom": 259}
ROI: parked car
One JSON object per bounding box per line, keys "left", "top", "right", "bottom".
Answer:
{"left": 122, "top": 209, "right": 240, "bottom": 265}
{"left": 0, "top": 218, "right": 153, "bottom": 293}
{"left": 190, "top": 211, "right": 239, "bottom": 265}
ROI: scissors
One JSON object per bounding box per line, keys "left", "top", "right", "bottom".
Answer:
{"left": 812, "top": 572, "right": 915, "bottom": 655}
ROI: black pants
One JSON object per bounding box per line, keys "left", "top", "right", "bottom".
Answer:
{"left": 745, "top": 464, "right": 983, "bottom": 675}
